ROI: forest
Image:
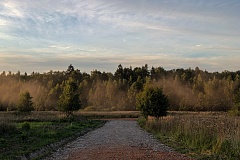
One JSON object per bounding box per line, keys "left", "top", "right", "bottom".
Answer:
{"left": 0, "top": 64, "right": 240, "bottom": 113}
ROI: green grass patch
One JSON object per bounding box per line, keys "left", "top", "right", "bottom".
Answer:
{"left": 0, "top": 117, "right": 104, "bottom": 160}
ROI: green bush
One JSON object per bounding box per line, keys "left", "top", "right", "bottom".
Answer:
{"left": 21, "top": 122, "right": 31, "bottom": 131}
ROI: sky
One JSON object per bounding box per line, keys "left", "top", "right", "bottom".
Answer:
{"left": 0, "top": 0, "right": 240, "bottom": 74}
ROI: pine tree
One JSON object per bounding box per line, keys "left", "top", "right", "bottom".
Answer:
{"left": 58, "top": 78, "right": 81, "bottom": 117}
{"left": 136, "top": 87, "right": 169, "bottom": 119}
{"left": 17, "top": 91, "right": 34, "bottom": 112}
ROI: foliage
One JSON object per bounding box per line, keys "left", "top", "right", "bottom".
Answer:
{"left": 136, "top": 87, "right": 169, "bottom": 119}
{"left": 0, "top": 64, "right": 240, "bottom": 112}
{"left": 232, "top": 89, "right": 240, "bottom": 115}
{"left": 58, "top": 78, "right": 81, "bottom": 117}
{"left": 17, "top": 91, "right": 34, "bottom": 113}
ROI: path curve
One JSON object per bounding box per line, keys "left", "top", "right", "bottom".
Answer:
{"left": 45, "top": 120, "right": 193, "bottom": 160}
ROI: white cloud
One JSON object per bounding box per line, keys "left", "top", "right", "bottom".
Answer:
{"left": 0, "top": 0, "right": 240, "bottom": 73}
{"left": 0, "top": 19, "right": 8, "bottom": 26}
{"left": 196, "top": 45, "right": 202, "bottom": 47}
{"left": 1, "top": 1, "right": 24, "bottom": 18}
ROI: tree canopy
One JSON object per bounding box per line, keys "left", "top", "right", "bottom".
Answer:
{"left": 0, "top": 64, "right": 240, "bottom": 113}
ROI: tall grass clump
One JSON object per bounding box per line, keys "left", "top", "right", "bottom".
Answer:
{"left": 140, "top": 112, "right": 240, "bottom": 159}
{"left": 0, "top": 121, "right": 17, "bottom": 134}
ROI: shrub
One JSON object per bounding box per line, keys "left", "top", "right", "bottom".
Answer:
{"left": 21, "top": 122, "right": 31, "bottom": 131}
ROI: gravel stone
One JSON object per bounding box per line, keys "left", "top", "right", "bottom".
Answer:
{"left": 44, "top": 120, "right": 193, "bottom": 160}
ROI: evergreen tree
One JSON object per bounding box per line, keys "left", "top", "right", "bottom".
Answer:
{"left": 17, "top": 91, "right": 34, "bottom": 112}
{"left": 136, "top": 87, "right": 169, "bottom": 119}
{"left": 67, "top": 64, "right": 75, "bottom": 74}
{"left": 58, "top": 78, "right": 81, "bottom": 117}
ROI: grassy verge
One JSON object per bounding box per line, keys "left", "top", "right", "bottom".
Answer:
{"left": 0, "top": 113, "right": 105, "bottom": 160}
{"left": 138, "top": 112, "right": 240, "bottom": 160}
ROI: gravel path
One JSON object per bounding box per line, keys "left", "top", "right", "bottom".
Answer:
{"left": 45, "top": 120, "right": 193, "bottom": 160}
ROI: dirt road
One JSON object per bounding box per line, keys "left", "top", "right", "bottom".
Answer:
{"left": 45, "top": 120, "right": 193, "bottom": 160}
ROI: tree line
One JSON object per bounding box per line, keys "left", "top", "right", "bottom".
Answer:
{"left": 0, "top": 64, "right": 240, "bottom": 113}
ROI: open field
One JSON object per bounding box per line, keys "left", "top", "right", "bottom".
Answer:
{"left": 2, "top": 111, "right": 239, "bottom": 159}
{"left": 0, "top": 111, "right": 140, "bottom": 122}
{"left": 0, "top": 111, "right": 105, "bottom": 159}
{"left": 0, "top": 111, "right": 62, "bottom": 122}
{"left": 78, "top": 111, "right": 140, "bottom": 119}
{"left": 139, "top": 112, "right": 240, "bottom": 159}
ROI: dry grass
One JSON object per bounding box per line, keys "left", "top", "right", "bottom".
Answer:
{"left": 0, "top": 111, "right": 140, "bottom": 122}
{"left": 78, "top": 111, "right": 140, "bottom": 118}
{"left": 0, "top": 111, "right": 61, "bottom": 122}
{"left": 141, "top": 112, "right": 240, "bottom": 159}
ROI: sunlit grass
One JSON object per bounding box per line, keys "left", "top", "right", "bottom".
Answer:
{"left": 139, "top": 112, "right": 240, "bottom": 159}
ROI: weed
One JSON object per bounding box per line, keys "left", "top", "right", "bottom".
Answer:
{"left": 137, "top": 116, "right": 147, "bottom": 127}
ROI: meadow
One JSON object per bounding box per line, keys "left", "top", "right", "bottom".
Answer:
{"left": 139, "top": 112, "right": 240, "bottom": 159}
{"left": 1, "top": 110, "right": 239, "bottom": 159}
{"left": 78, "top": 110, "right": 140, "bottom": 119}
{"left": 0, "top": 111, "right": 105, "bottom": 159}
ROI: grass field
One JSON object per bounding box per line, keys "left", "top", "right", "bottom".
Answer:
{"left": 0, "top": 110, "right": 140, "bottom": 122}
{"left": 0, "top": 111, "right": 105, "bottom": 159}
{"left": 78, "top": 110, "right": 140, "bottom": 119}
{"left": 0, "top": 110, "right": 139, "bottom": 159}
{"left": 139, "top": 111, "right": 240, "bottom": 159}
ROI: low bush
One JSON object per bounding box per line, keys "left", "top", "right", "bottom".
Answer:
{"left": 21, "top": 122, "right": 31, "bottom": 131}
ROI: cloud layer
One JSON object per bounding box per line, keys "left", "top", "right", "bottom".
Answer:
{"left": 0, "top": 0, "right": 240, "bottom": 73}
